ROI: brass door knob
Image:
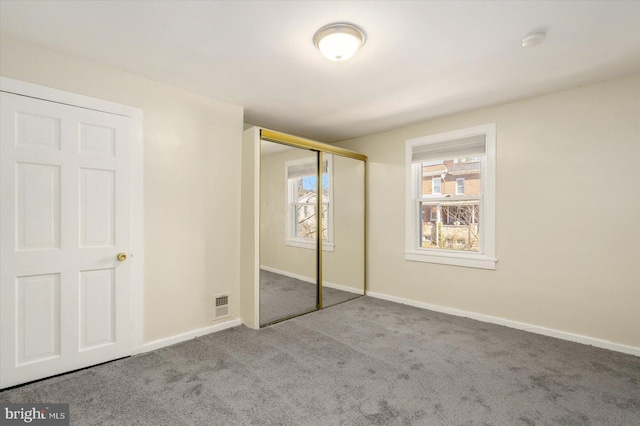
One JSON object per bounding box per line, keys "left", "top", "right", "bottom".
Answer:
{"left": 117, "top": 252, "right": 128, "bottom": 262}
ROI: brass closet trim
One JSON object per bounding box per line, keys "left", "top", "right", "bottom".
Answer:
{"left": 261, "top": 129, "right": 367, "bottom": 162}
{"left": 317, "top": 151, "right": 323, "bottom": 310}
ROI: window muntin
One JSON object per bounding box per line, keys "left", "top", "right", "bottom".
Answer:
{"left": 405, "top": 124, "right": 496, "bottom": 269}
{"left": 285, "top": 155, "right": 333, "bottom": 250}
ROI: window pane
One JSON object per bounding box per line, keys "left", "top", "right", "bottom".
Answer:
{"left": 295, "top": 204, "right": 315, "bottom": 239}
{"left": 297, "top": 175, "right": 317, "bottom": 199}
{"left": 420, "top": 202, "right": 480, "bottom": 252}
{"left": 420, "top": 158, "right": 481, "bottom": 197}
{"left": 321, "top": 204, "right": 328, "bottom": 240}
{"left": 295, "top": 173, "right": 328, "bottom": 199}
{"left": 294, "top": 203, "right": 328, "bottom": 240}
{"left": 432, "top": 177, "right": 441, "bottom": 194}
{"left": 290, "top": 165, "right": 330, "bottom": 242}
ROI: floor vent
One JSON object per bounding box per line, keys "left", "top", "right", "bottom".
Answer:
{"left": 215, "top": 294, "right": 230, "bottom": 319}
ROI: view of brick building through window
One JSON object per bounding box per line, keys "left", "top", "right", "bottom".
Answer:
{"left": 420, "top": 158, "right": 481, "bottom": 251}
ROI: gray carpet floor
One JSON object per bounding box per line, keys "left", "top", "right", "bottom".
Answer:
{"left": 1, "top": 296, "right": 639, "bottom": 425}
{"left": 259, "top": 269, "right": 361, "bottom": 325}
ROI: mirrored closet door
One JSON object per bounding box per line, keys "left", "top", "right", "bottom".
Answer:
{"left": 259, "top": 141, "right": 319, "bottom": 325}
{"left": 258, "top": 132, "right": 366, "bottom": 327}
{"left": 322, "top": 155, "right": 365, "bottom": 308}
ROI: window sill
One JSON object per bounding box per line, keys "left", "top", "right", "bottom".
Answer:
{"left": 286, "top": 238, "right": 335, "bottom": 252}
{"left": 404, "top": 249, "right": 496, "bottom": 270}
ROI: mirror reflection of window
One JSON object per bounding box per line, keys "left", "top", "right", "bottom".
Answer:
{"left": 285, "top": 155, "right": 334, "bottom": 251}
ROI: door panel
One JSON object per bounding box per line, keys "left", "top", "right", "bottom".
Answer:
{"left": 16, "top": 112, "right": 61, "bottom": 149}
{"left": 16, "top": 163, "right": 61, "bottom": 250}
{"left": 79, "top": 269, "right": 116, "bottom": 350}
{"left": 79, "top": 123, "right": 115, "bottom": 156}
{"left": 17, "top": 274, "right": 61, "bottom": 365}
{"left": 80, "top": 168, "right": 115, "bottom": 247}
{"left": 1, "top": 92, "right": 133, "bottom": 388}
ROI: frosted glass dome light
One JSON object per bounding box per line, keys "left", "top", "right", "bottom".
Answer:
{"left": 313, "top": 23, "right": 366, "bottom": 62}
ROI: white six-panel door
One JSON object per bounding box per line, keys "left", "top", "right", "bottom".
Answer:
{"left": 1, "top": 91, "right": 133, "bottom": 388}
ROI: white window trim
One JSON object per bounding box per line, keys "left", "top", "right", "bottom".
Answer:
{"left": 456, "top": 178, "right": 465, "bottom": 195}
{"left": 432, "top": 177, "right": 441, "bottom": 195}
{"left": 284, "top": 155, "right": 334, "bottom": 252}
{"left": 405, "top": 123, "right": 496, "bottom": 270}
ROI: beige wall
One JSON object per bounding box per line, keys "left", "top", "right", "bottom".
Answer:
{"left": 1, "top": 35, "right": 244, "bottom": 343}
{"left": 336, "top": 74, "right": 640, "bottom": 348}
{"left": 260, "top": 146, "right": 365, "bottom": 292}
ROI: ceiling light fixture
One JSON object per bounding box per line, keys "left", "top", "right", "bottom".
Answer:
{"left": 522, "top": 30, "right": 547, "bottom": 48}
{"left": 313, "top": 23, "right": 366, "bottom": 62}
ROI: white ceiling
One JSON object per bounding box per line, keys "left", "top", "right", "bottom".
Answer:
{"left": 1, "top": 1, "right": 639, "bottom": 142}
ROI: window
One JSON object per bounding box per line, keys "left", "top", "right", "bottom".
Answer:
{"left": 456, "top": 178, "right": 465, "bottom": 195}
{"left": 432, "top": 177, "right": 441, "bottom": 194}
{"left": 285, "top": 155, "right": 334, "bottom": 251}
{"left": 428, "top": 205, "right": 437, "bottom": 222}
{"left": 405, "top": 124, "right": 496, "bottom": 269}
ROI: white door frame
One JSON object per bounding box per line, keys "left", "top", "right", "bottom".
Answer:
{"left": 0, "top": 76, "right": 144, "bottom": 354}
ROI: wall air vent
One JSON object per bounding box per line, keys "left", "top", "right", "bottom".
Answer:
{"left": 215, "top": 294, "right": 230, "bottom": 319}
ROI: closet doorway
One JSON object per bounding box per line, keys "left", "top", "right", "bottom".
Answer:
{"left": 258, "top": 130, "right": 366, "bottom": 326}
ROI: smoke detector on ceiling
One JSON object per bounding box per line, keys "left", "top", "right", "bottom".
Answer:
{"left": 522, "top": 30, "right": 547, "bottom": 48}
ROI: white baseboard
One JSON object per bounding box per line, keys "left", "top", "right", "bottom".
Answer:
{"left": 367, "top": 291, "right": 640, "bottom": 357}
{"left": 260, "top": 265, "right": 364, "bottom": 295}
{"left": 134, "top": 318, "right": 242, "bottom": 354}
{"left": 323, "top": 281, "right": 365, "bottom": 295}
{"left": 260, "top": 265, "right": 313, "bottom": 284}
